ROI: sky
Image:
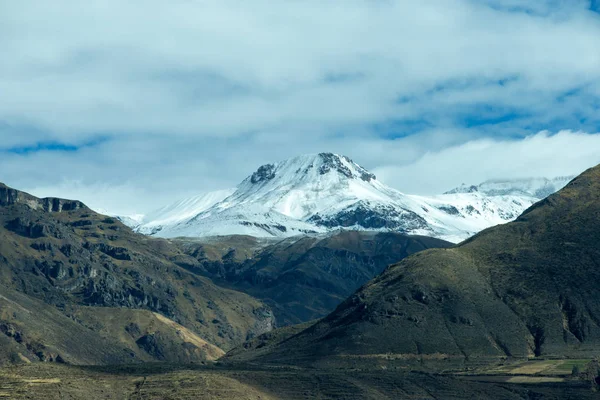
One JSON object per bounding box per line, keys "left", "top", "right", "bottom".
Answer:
{"left": 1, "top": 0, "right": 600, "bottom": 215}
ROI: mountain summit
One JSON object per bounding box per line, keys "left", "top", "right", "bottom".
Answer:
{"left": 247, "top": 153, "right": 377, "bottom": 187}
{"left": 134, "top": 153, "right": 561, "bottom": 242}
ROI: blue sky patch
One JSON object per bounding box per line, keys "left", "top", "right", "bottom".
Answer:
{"left": 461, "top": 106, "right": 526, "bottom": 128}
{"left": 3, "top": 136, "right": 110, "bottom": 155}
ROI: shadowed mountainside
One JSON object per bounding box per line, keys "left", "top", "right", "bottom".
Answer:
{"left": 236, "top": 167, "right": 600, "bottom": 369}
{"left": 0, "top": 183, "right": 274, "bottom": 365}
{"left": 174, "top": 231, "right": 452, "bottom": 325}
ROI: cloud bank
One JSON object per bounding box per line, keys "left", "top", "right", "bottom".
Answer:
{"left": 1, "top": 0, "right": 599, "bottom": 213}
{"left": 373, "top": 130, "right": 600, "bottom": 194}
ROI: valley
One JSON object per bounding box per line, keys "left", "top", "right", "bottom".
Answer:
{"left": 4, "top": 0, "right": 600, "bottom": 397}
{"left": 173, "top": 231, "right": 451, "bottom": 325}
{"left": 0, "top": 360, "right": 598, "bottom": 399}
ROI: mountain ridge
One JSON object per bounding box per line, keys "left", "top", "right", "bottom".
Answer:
{"left": 445, "top": 176, "right": 574, "bottom": 198}
{"left": 130, "top": 153, "right": 553, "bottom": 243}
{"left": 0, "top": 182, "right": 275, "bottom": 365}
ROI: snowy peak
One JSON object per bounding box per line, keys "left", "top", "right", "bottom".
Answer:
{"left": 445, "top": 176, "right": 574, "bottom": 199}
{"left": 244, "top": 153, "right": 376, "bottom": 188}
{"left": 133, "top": 153, "right": 568, "bottom": 243}
{"left": 133, "top": 153, "right": 390, "bottom": 239}
{"left": 313, "top": 153, "right": 377, "bottom": 182}
{"left": 223, "top": 153, "right": 386, "bottom": 223}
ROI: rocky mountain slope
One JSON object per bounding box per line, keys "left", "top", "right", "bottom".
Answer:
{"left": 133, "top": 153, "right": 546, "bottom": 243}
{"left": 174, "top": 231, "right": 452, "bottom": 325}
{"left": 235, "top": 163, "right": 600, "bottom": 370}
{"left": 0, "top": 288, "right": 225, "bottom": 365}
{"left": 0, "top": 183, "right": 274, "bottom": 365}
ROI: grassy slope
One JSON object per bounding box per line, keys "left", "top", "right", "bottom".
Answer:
{"left": 0, "top": 288, "right": 225, "bottom": 365}
{"left": 0, "top": 183, "right": 273, "bottom": 365}
{"left": 224, "top": 320, "right": 318, "bottom": 363}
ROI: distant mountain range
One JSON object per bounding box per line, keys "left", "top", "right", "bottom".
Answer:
{"left": 117, "top": 153, "right": 572, "bottom": 243}
{"left": 445, "top": 176, "right": 574, "bottom": 198}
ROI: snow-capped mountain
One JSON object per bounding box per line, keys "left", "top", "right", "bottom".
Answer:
{"left": 136, "top": 189, "right": 235, "bottom": 235}
{"left": 132, "top": 153, "right": 561, "bottom": 243}
{"left": 445, "top": 176, "right": 573, "bottom": 199}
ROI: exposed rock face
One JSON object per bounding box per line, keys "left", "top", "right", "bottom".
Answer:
{"left": 239, "top": 221, "right": 296, "bottom": 234}
{"left": 82, "top": 242, "right": 132, "bottom": 261}
{"left": 38, "top": 198, "right": 85, "bottom": 213}
{"left": 317, "top": 153, "right": 376, "bottom": 182}
{"left": 0, "top": 183, "right": 84, "bottom": 212}
{"left": 249, "top": 307, "right": 276, "bottom": 340}
{"left": 437, "top": 205, "right": 461, "bottom": 215}
{"left": 360, "top": 171, "right": 376, "bottom": 182}
{"left": 318, "top": 153, "right": 354, "bottom": 178}
{"left": 251, "top": 164, "right": 276, "bottom": 184}
{"left": 135, "top": 333, "right": 165, "bottom": 359}
{"left": 6, "top": 217, "right": 64, "bottom": 239}
{"left": 308, "top": 202, "right": 429, "bottom": 232}
{"left": 0, "top": 183, "right": 33, "bottom": 207}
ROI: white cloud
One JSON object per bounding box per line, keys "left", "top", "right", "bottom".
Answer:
{"left": 373, "top": 130, "right": 600, "bottom": 194}
{"left": 3, "top": 130, "right": 597, "bottom": 216}
{"left": 0, "top": 1, "right": 599, "bottom": 213}
{"left": 1, "top": 0, "right": 599, "bottom": 138}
